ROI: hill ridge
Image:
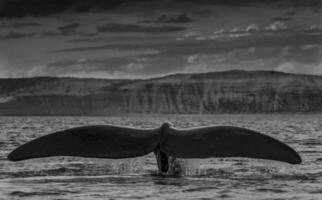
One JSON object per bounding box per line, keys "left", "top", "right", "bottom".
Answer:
{"left": 0, "top": 70, "right": 321, "bottom": 115}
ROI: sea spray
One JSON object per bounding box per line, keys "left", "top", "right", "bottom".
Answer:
{"left": 167, "top": 158, "right": 202, "bottom": 176}
{"left": 109, "top": 158, "right": 145, "bottom": 174}
{"left": 6, "top": 156, "right": 147, "bottom": 177}
{"left": 165, "top": 157, "right": 302, "bottom": 177}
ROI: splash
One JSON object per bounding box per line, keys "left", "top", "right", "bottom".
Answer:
{"left": 167, "top": 158, "right": 202, "bottom": 176}
{"left": 4, "top": 156, "right": 148, "bottom": 178}
{"left": 165, "top": 157, "right": 302, "bottom": 177}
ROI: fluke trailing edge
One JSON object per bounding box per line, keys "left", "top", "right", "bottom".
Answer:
{"left": 7, "top": 122, "right": 302, "bottom": 174}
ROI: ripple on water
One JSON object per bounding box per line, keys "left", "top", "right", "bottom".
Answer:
{"left": 9, "top": 190, "right": 78, "bottom": 198}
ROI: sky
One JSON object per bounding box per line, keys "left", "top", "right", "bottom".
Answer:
{"left": 0, "top": 0, "right": 322, "bottom": 79}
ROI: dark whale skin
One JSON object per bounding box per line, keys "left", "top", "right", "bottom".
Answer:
{"left": 162, "top": 126, "right": 301, "bottom": 164}
{"left": 8, "top": 125, "right": 162, "bottom": 161}
{"left": 8, "top": 123, "right": 301, "bottom": 165}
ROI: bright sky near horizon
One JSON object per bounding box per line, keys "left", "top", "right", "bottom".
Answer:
{"left": 0, "top": 0, "right": 322, "bottom": 78}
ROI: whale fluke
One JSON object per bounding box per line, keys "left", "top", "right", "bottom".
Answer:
{"left": 7, "top": 123, "right": 301, "bottom": 169}
{"left": 162, "top": 126, "right": 302, "bottom": 164}
{"left": 7, "top": 125, "right": 161, "bottom": 161}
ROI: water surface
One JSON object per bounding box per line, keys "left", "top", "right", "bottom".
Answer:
{"left": 0, "top": 115, "right": 321, "bottom": 199}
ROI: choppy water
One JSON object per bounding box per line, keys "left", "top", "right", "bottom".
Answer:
{"left": 0, "top": 115, "right": 321, "bottom": 200}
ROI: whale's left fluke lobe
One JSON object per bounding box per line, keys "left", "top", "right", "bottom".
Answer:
{"left": 7, "top": 125, "right": 161, "bottom": 161}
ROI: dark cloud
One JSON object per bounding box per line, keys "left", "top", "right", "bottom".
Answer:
{"left": 96, "top": 23, "right": 186, "bottom": 33}
{"left": 212, "top": 0, "right": 322, "bottom": 8}
{"left": 50, "top": 38, "right": 176, "bottom": 53}
{"left": 0, "top": 0, "right": 124, "bottom": 18}
{"left": 58, "top": 23, "right": 79, "bottom": 31}
{"left": 58, "top": 23, "right": 79, "bottom": 35}
{"left": 68, "top": 35, "right": 173, "bottom": 43}
{"left": 0, "top": 32, "right": 35, "bottom": 39}
{"left": 0, "top": 0, "right": 321, "bottom": 18}
{"left": 189, "top": 8, "right": 213, "bottom": 17}
{"left": 156, "top": 13, "right": 193, "bottom": 23}
{"left": 0, "top": 0, "right": 151, "bottom": 18}
{"left": 284, "top": 10, "right": 297, "bottom": 16}
{"left": 139, "top": 12, "right": 193, "bottom": 24}
{"left": 0, "top": 22, "right": 42, "bottom": 28}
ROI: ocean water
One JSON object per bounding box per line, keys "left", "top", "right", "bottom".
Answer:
{"left": 0, "top": 115, "right": 321, "bottom": 200}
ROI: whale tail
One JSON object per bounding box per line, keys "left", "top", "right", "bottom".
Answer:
{"left": 7, "top": 124, "right": 301, "bottom": 171}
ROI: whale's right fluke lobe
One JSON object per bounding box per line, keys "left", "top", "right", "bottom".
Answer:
{"left": 8, "top": 125, "right": 161, "bottom": 161}
{"left": 163, "top": 126, "right": 301, "bottom": 164}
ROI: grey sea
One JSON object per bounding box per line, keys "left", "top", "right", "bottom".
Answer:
{"left": 0, "top": 115, "right": 321, "bottom": 200}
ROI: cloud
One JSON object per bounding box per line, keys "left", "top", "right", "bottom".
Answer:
{"left": 230, "top": 27, "right": 244, "bottom": 33}
{"left": 42, "top": 31, "right": 59, "bottom": 36}
{"left": 61, "top": 70, "right": 149, "bottom": 79}
{"left": 183, "top": 22, "right": 292, "bottom": 42}
{"left": 187, "top": 54, "right": 229, "bottom": 64}
{"left": 25, "top": 57, "right": 152, "bottom": 79}
{"left": 26, "top": 59, "right": 106, "bottom": 77}
{"left": 58, "top": 23, "right": 79, "bottom": 31}
{"left": 229, "top": 24, "right": 259, "bottom": 34}
{"left": 155, "top": 13, "right": 193, "bottom": 23}
{"left": 32, "top": 53, "right": 153, "bottom": 76}
{"left": 272, "top": 16, "right": 292, "bottom": 22}
{"left": 13, "top": 38, "right": 322, "bottom": 78}
{"left": 187, "top": 55, "right": 199, "bottom": 63}
{"left": 51, "top": 42, "right": 161, "bottom": 57}
{"left": 245, "top": 24, "right": 260, "bottom": 32}
{"left": 26, "top": 64, "right": 148, "bottom": 79}
{"left": 183, "top": 31, "right": 200, "bottom": 38}
{"left": 275, "top": 61, "right": 322, "bottom": 75}
{"left": 284, "top": 10, "right": 297, "bottom": 16}
{"left": 0, "top": 0, "right": 124, "bottom": 18}
{"left": 2, "top": 0, "right": 321, "bottom": 18}
{"left": 96, "top": 23, "right": 186, "bottom": 33}
{"left": 180, "top": 22, "right": 290, "bottom": 42}
{"left": 230, "top": 22, "right": 288, "bottom": 34}
{"left": 50, "top": 31, "right": 322, "bottom": 63}
{"left": 0, "top": 22, "right": 42, "bottom": 28}
{"left": 300, "top": 44, "right": 321, "bottom": 50}
{"left": 227, "top": 32, "right": 250, "bottom": 38}
{"left": 124, "top": 63, "right": 146, "bottom": 72}
{"left": 182, "top": 42, "right": 322, "bottom": 75}
{"left": 0, "top": 32, "right": 35, "bottom": 39}
{"left": 306, "top": 25, "right": 322, "bottom": 33}
{"left": 265, "top": 21, "right": 288, "bottom": 31}
{"left": 57, "top": 23, "right": 80, "bottom": 36}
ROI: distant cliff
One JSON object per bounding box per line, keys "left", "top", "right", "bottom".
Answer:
{"left": 1, "top": 70, "right": 322, "bottom": 115}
